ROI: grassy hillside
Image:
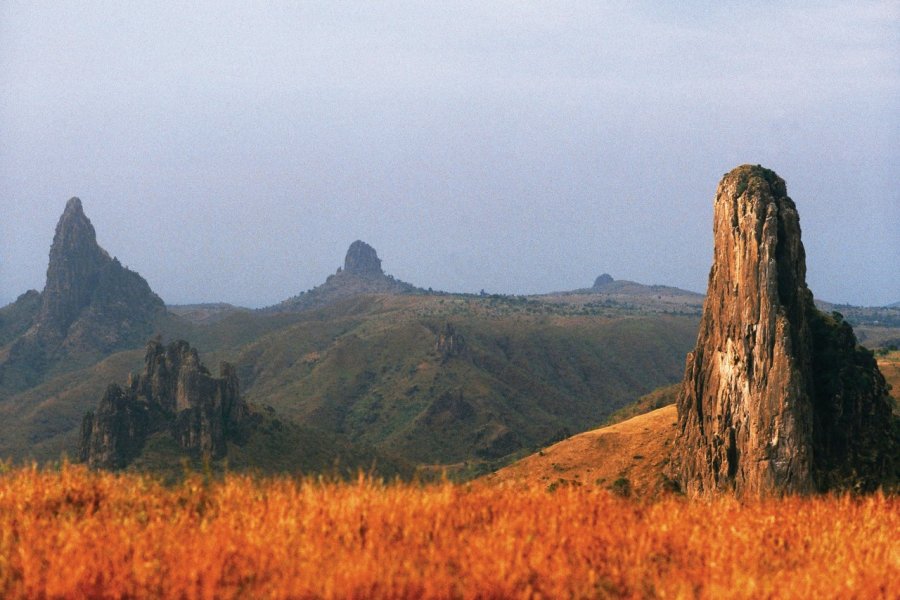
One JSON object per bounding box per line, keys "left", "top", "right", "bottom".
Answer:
{"left": 603, "top": 382, "right": 679, "bottom": 425}
{"left": 0, "top": 348, "right": 146, "bottom": 461}
{"left": 124, "top": 408, "right": 413, "bottom": 482}
{"left": 0, "top": 291, "right": 40, "bottom": 347}
{"left": 223, "top": 294, "right": 698, "bottom": 467}
{"left": 0, "top": 293, "right": 698, "bottom": 472}
{"left": 485, "top": 404, "right": 679, "bottom": 497}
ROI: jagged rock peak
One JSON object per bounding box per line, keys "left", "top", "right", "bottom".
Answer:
{"left": 40, "top": 197, "right": 111, "bottom": 334}
{"left": 79, "top": 339, "right": 251, "bottom": 469}
{"left": 28, "top": 197, "right": 164, "bottom": 347}
{"left": 343, "top": 240, "right": 383, "bottom": 276}
{"left": 593, "top": 273, "right": 614, "bottom": 288}
{"left": 671, "top": 164, "right": 896, "bottom": 497}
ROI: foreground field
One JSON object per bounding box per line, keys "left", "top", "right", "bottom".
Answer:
{"left": 0, "top": 465, "right": 897, "bottom": 599}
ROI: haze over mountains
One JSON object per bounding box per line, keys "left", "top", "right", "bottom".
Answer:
{"left": 0, "top": 198, "right": 702, "bottom": 474}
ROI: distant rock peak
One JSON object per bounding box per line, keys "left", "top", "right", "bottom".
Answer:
{"left": 0, "top": 198, "right": 165, "bottom": 391}
{"left": 64, "top": 195, "right": 84, "bottom": 213}
{"left": 262, "top": 239, "right": 418, "bottom": 313}
{"left": 593, "top": 273, "right": 614, "bottom": 288}
{"left": 343, "top": 240, "right": 383, "bottom": 277}
{"left": 38, "top": 197, "right": 112, "bottom": 336}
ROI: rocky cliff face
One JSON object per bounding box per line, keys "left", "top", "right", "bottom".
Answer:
{"left": 1, "top": 198, "right": 165, "bottom": 389}
{"left": 672, "top": 165, "right": 896, "bottom": 497}
{"left": 36, "top": 198, "right": 164, "bottom": 350}
{"left": 80, "top": 339, "right": 251, "bottom": 469}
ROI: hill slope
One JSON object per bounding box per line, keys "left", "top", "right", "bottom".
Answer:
{"left": 484, "top": 404, "right": 678, "bottom": 496}
{"left": 230, "top": 294, "right": 697, "bottom": 467}
{"left": 0, "top": 293, "right": 698, "bottom": 471}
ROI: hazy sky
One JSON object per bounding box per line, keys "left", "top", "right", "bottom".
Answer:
{"left": 2, "top": 2, "right": 898, "bottom": 307}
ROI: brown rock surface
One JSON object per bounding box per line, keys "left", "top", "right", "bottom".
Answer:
{"left": 671, "top": 165, "right": 896, "bottom": 496}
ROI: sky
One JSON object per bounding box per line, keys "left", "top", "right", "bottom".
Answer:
{"left": 1, "top": 1, "right": 898, "bottom": 308}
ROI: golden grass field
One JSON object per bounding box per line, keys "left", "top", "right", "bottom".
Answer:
{"left": 1, "top": 464, "right": 897, "bottom": 599}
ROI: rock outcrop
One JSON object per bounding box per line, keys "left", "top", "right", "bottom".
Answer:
{"left": 80, "top": 339, "right": 251, "bottom": 469}
{"left": 593, "top": 273, "right": 614, "bottom": 289}
{"left": 266, "top": 240, "right": 419, "bottom": 312}
{"left": 1, "top": 198, "right": 165, "bottom": 389}
{"left": 435, "top": 322, "right": 467, "bottom": 361}
{"left": 671, "top": 165, "right": 896, "bottom": 497}
{"left": 343, "top": 240, "right": 384, "bottom": 277}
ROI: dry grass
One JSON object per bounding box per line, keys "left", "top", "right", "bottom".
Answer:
{"left": 1, "top": 464, "right": 897, "bottom": 599}
{"left": 486, "top": 405, "right": 679, "bottom": 496}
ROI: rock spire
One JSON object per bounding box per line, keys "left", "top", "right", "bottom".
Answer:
{"left": 32, "top": 198, "right": 163, "bottom": 346}
{"left": 671, "top": 165, "right": 896, "bottom": 497}
{"left": 264, "top": 240, "right": 417, "bottom": 313}
{"left": 0, "top": 198, "right": 165, "bottom": 390}
{"left": 80, "top": 339, "right": 251, "bottom": 469}
{"left": 343, "top": 240, "right": 384, "bottom": 277}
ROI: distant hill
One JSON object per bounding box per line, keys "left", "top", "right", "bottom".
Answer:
{"left": 263, "top": 241, "right": 421, "bottom": 313}
{"left": 167, "top": 303, "right": 249, "bottom": 325}
{"left": 536, "top": 273, "right": 704, "bottom": 316}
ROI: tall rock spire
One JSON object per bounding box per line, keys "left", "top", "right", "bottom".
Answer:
{"left": 671, "top": 165, "right": 896, "bottom": 497}
{"left": 38, "top": 197, "right": 112, "bottom": 337}
{"left": 0, "top": 198, "right": 165, "bottom": 391}
{"left": 30, "top": 197, "right": 164, "bottom": 348}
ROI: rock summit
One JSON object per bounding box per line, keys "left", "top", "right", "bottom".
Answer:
{"left": 343, "top": 240, "right": 384, "bottom": 277}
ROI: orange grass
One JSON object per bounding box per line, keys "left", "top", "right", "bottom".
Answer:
{"left": 0, "top": 464, "right": 897, "bottom": 599}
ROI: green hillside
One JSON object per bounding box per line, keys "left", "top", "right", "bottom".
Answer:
{"left": 0, "top": 293, "right": 698, "bottom": 473}
{"left": 197, "top": 294, "right": 698, "bottom": 466}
